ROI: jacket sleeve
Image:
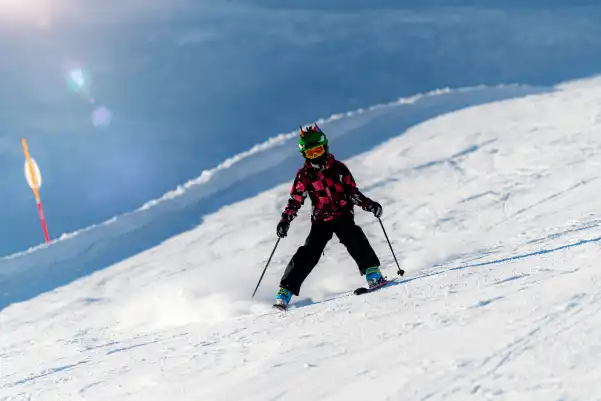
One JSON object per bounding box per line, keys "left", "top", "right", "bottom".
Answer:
{"left": 337, "top": 161, "right": 372, "bottom": 210}
{"left": 281, "top": 170, "right": 307, "bottom": 223}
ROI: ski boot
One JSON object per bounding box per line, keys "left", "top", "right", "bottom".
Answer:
{"left": 365, "top": 266, "right": 387, "bottom": 289}
{"left": 273, "top": 287, "right": 292, "bottom": 311}
{"left": 354, "top": 266, "right": 390, "bottom": 295}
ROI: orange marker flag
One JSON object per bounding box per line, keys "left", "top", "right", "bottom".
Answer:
{"left": 22, "top": 138, "right": 50, "bottom": 243}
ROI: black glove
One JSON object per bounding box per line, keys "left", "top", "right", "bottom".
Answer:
{"left": 277, "top": 220, "right": 290, "bottom": 238}
{"left": 366, "top": 200, "right": 383, "bottom": 218}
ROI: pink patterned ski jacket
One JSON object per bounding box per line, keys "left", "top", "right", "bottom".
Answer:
{"left": 281, "top": 154, "right": 374, "bottom": 223}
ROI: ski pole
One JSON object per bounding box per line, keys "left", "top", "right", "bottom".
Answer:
{"left": 252, "top": 238, "right": 281, "bottom": 299}
{"left": 378, "top": 217, "right": 405, "bottom": 277}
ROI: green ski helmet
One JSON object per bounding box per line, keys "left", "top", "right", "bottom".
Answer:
{"left": 298, "top": 123, "right": 328, "bottom": 160}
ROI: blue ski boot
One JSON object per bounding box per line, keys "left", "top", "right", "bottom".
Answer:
{"left": 273, "top": 287, "right": 292, "bottom": 311}
{"left": 365, "top": 266, "right": 386, "bottom": 289}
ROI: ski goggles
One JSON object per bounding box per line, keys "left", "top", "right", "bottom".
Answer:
{"left": 303, "top": 144, "right": 326, "bottom": 159}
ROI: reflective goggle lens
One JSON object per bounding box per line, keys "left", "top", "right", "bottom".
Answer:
{"left": 304, "top": 144, "right": 326, "bottom": 159}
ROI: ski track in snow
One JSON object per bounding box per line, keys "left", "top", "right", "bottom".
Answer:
{"left": 3, "top": 76, "right": 601, "bottom": 400}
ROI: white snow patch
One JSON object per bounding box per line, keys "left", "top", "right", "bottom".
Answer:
{"left": 4, "top": 77, "right": 601, "bottom": 399}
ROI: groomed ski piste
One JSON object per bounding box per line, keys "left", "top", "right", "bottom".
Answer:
{"left": 2, "top": 75, "right": 601, "bottom": 400}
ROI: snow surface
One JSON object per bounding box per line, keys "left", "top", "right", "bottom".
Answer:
{"left": 3, "top": 76, "right": 601, "bottom": 399}
{"left": 0, "top": 83, "right": 545, "bottom": 311}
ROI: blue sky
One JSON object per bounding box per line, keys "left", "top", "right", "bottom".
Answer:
{"left": 2, "top": 3, "right": 601, "bottom": 256}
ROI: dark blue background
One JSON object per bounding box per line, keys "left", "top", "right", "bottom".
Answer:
{"left": 1, "top": 3, "right": 601, "bottom": 256}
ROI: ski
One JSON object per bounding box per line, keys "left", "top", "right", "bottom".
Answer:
{"left": 353, "top": 278, "right": 392, "bottom": 295}
{"left": 271, "top": 275, "right": 402, "bottom": 312}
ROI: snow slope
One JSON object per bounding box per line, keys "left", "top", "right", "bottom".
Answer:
{"left": 0, "top": 83, "right": 546, "bottom": 311}
{"left": 3, "top": 76, "right": 601, "bottom": 400}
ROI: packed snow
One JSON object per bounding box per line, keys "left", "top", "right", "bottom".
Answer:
{"left": 3, "top": 76, "right": 601, "bottom": 400}
{"left": 0, "top": 83, "right": 543, "bottom": 311}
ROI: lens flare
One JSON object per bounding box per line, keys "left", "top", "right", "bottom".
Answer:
{"left": 0, "top": 0, "right": 52, "bottom": 28}
{"left": 64, "top": 64, "right": 115, "bottom": 128}
{"left": 66, "top": 68, "right": 91, "bottom": 92}
{"left": 91, "top": 106, "right": 113, "bottom": 127}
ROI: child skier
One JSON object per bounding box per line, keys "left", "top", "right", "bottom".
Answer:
{"left": 274, "top": 123, "right": 385, "bottom": 309}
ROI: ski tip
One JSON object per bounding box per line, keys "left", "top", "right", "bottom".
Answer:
{"left": 353, "top": 287, "right": 369, "bottom": 295}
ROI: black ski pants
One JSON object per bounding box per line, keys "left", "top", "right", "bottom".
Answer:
{"left": 280, "top": 212, "right": 380, "bottom": 295}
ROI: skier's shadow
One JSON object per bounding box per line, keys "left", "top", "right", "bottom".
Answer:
{"left": 288, "top": 275, "right": 408, "bottom": 311}
{"left": 289, "top": 232, "right": 601, "bottom": 311}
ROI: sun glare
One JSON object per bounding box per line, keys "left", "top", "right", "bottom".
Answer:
{"left": 0, "top": 0, "right": 53, "bottom": 27}
{"left": 0, "top": 0, "right": 34, "bottom": 14}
